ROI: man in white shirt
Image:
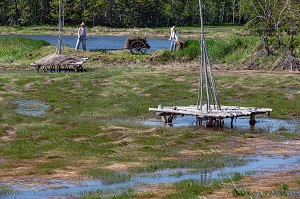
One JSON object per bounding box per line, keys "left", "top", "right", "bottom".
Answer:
{"left": 75, "top": 22, "right": 87, "bottom": 51}
{"left": 169, "top": 26, "right": 179, "bottom": 52}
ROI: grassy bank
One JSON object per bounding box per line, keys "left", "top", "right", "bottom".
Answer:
{"left": 0, "top": 37, "right": 49, "bottom": 68}
{"left": 153, "top": 34, "right": 300, "bottom": 70}
{"left": 2, "top": 27, "right": 300, "bottom": 71}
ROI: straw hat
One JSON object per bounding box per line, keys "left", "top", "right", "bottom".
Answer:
{"left": 171, "top": 26, "right": 176, "bottom": 31}
{"left": 80, "top": 22, "right": 85, "bottom": 26}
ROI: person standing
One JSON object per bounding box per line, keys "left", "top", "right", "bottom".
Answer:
{"left": 169, "top": 26, "right": 179, "bottom": 52}
{"left": 75, "top": 22, "right": 87, "bottom": 51}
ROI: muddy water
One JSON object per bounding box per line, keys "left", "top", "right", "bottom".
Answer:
{"left": 1, "top": 155, "right": 299, "bottom": 198}
{"left": 144, "top": 116, "right": 300, "bottom": 133}
{"left": 15, "top": 99, "right": 49, "bottom": 117}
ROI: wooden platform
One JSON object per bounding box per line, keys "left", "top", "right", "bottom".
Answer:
{"left": 149, "top": 105, "right": 273, "bottom": 127}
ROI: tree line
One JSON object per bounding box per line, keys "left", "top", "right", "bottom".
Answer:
{"left": 0, "top": 0, "right": 247, "bottom": 27}
{"left": 1, "top": 0, "right": 299, "bottom": 52}
{"left": 1, "top": 0, "right": 299, "bottom": 31}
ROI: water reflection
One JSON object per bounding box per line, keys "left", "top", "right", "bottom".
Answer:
{"left": 144, "top": 116, "right": 300, "bottom": 133}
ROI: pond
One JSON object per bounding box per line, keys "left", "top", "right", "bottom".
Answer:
{"left": 2, "top": 35, "right": 170, "bottom": 52}
{"left": 0, "top": 155, "right": 299, "bottom": 198}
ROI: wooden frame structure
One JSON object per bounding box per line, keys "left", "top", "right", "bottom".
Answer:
{"left": 148, "top": 0, "right": 273, "bottom": 127}
{"left": 149, "top": 105, "right": 272, "bottom": 127}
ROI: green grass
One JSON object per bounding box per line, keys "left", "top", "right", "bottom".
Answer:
{"left": 152, "top": 33, "right": 300, "bottom": 70}
{"left": 0, "top": 37, "right": 49, "bottom": 66}
{"left": 85, "top": 169, "right": 131, "bottom": 185}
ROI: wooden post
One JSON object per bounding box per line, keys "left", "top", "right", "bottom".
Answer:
{"left": 249, "top": 113, "right": 256, "bottom": 125}
{"left": 230, "top": 116, "right": 234, "bottom": 128}
{"left": 219, "top": 118, "right": 224, "bottom": 128}
{"left": 206, "top": 117, "right": 214, "bottom": 127}
{"left": 167, "top": 113, "right": 174, "bottom": 124}
{"left": 196, "top": 117, "right": 202, "bottom": 126}
{"left": 161, "top": 113, "right": 167, "bottom": 124}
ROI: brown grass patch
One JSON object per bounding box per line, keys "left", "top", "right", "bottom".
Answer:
{"left": 103, "top": 162, "right": 142, "bottom": 172}
{"left": 0, "top": 126, "right": 17, "bottom": 142}
{"left": 222, "top": 137, "right": 300, "bottom": 157}
{"left": 136, "top": 183, "right": 177, "bottom": 199}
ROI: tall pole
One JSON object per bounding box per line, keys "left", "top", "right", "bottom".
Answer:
{"left": 197, "top": 0, "right": 221, "bottom": 112}
{"left": 198, "top": 0, "right": 204, "bottom": 110}
{"left": 56, "top": 0, "right": 63, "bottom": 54}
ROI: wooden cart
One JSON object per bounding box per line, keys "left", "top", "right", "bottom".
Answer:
{"left": 125, "top": 37, "right": 151, "bottom": 54}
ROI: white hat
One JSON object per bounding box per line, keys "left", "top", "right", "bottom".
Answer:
{"left": 80, "top": 22, "right": 85, "bottom": 26}
{"left": 171, "top": 26, "right": 176, "bottom": 31}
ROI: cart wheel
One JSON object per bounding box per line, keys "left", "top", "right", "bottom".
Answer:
{"left": 130, "top": 41, "right": 147, "bottom": 54}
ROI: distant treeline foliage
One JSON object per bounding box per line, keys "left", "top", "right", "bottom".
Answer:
{"left": 0, "top": 0, "right": 247, "bottom": 27}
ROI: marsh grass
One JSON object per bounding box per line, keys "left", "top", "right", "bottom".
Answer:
{"left": 0, "top": 38, "right": 299, "bottom": 198}
{"left": 0, "top": 68, "right": 298, "bottom": 165}
{"left": 130, "top": 155, "right": 247, "bottom": 173}
{"left": 85, "top": 169, "right": 131, "bottom": 185}
{"left": 164, "top": 172, "right": 243, "bottom": 199}
{"left": 35, "top": 159, "right": 68, "bottom": 175}
{"left": 0, "top": 185, "right": 14, "bottom": 195}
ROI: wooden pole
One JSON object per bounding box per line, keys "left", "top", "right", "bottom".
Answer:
{"left": 198, "top": 0, "right": 221, "bottom": 113}
{"left": 56, "top": 0, "right": 64, "bottom": 54}
{"left": 198, "top": 0, "right": 204, "bottom": 111}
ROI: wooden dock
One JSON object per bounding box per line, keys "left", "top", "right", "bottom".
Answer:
{"left": 148, "top": 1, "right": 273, "bottom": 128}
{"left": 149, "top": 105, "right": 273, "bottom": 127}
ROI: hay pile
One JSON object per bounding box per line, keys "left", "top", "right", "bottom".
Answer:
{"left": 176, "top": 39, "right": 186, "bottom": 49}
{"left": 33, "top": 54, "right": 82, "bottom": 66}
{"left": 124, "top": 37, "right": 151, "bottom": 49}
{"left": 274, "top": 54, "right": 300, "bottom": 71}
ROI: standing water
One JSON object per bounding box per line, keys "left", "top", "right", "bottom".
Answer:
{"left": 144, "top": 116, "right": 300, "bottom": 133}
{"left": 0, "top": 155, "right": 299, "bottom": 198}
{"left": 15, "top": 99, "right": 49, "bottom": 117}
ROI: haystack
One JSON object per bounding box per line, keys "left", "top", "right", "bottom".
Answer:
{"left": 33, "top": 54, "right": 82, "bottom": 67}
{"left": 124, "top": 37, "right": 151, "bottom": 49}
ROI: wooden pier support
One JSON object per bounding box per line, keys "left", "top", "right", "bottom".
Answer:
{"left": 167, "top": 113, "right": 174, "bottom": 124}
{"left": 249, "top": 113, "right": 256, "bottom": 125}
{"left": 230, "top": 116, "right": 234, "bottom": 128}
{"left": 161, "top": 113, "right": 167, "bottom": 124}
